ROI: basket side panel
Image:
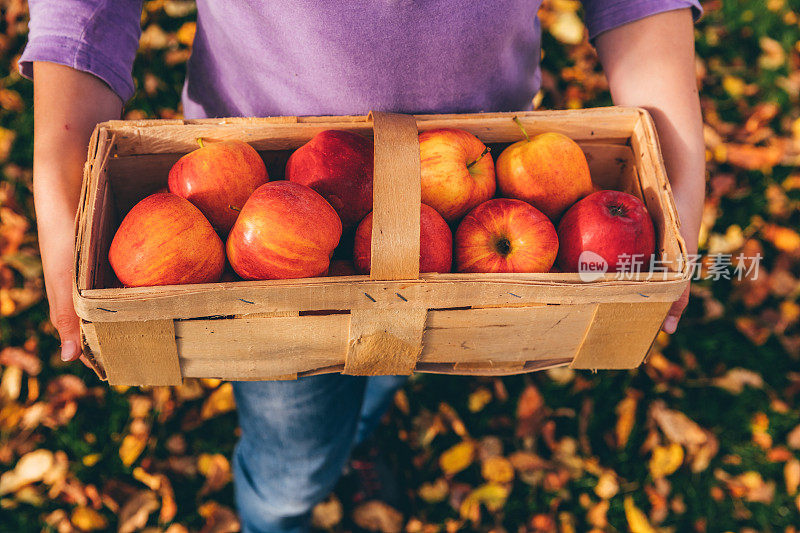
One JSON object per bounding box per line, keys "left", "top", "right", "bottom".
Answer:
{"left": 570, "top": 301, "right": 671, "bottom": 369}
{"left": 420, "top": 304, "right": 596, "bottom": 365}
{"left": 93, "top": 320, "right": 183, "bottom": 386}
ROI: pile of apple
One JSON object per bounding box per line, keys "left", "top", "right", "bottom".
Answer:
{"left": 108, "top": 122, "right": 656, "bottom": 287}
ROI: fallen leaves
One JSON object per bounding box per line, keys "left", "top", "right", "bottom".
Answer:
{"left": 439, "top": 441, "right": 475, "bottom": 476}
{"left": 649, "top": 443, "right": 685, "bottom": 479}
{"left": 353, "top": 500, "right": 403, "bottom": 533}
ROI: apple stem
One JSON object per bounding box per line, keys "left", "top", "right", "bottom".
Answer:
{"left": 229, "top": 205, "right": 241, "bottom": 212}
{"left": 196, "top": 137, "right": 205, "bottom": 148}
{"left": 512, "top": 116, "right": 530, "bottom": 142}
{"left": 466, "top": 146, "right": 491, "bottom": 170}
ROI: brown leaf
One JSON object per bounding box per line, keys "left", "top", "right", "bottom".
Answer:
{"left": 594, "top": 471, "right": 619, "bottom": 500}
{"left": 118, "top": 490, "right": 160, "bottom": 533}
{"left": 418, "top": 478, "right": 449, "bottom": 504}
{"left": 586, "top": 499, "right": 609, "bottom": 528}
{"left": 0, "top": 448, "right": 54, "bottom": 495}
{"left": 198, "top": 453, "right": 232, "bottom": 495}
{"left": 311, "top": 495, "right": 343, "bottom": 529}
{"left": 650, "top": 401, "right": 707, "bottom": 447}
{"left": 198, "top": 502, "right": 240, "bottom": 533}
{"left": 712, "top": 368, "right": 764, "bottom": 394}
{"left": 353, "top": 500, "right": 404, "bottom": 533}
{"left": 516, "top": 384, "right": 545, "bottom": 438}
{"left": 0, "top": 346, "right": 41, "bottom": 375}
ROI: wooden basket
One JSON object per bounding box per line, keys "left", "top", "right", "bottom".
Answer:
{"left": 74, "top": 108, "right": 689, "bottom": 386}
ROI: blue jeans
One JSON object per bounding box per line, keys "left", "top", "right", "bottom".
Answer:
{"left": 231, "top": 374, "right": 407, "bottom": 533}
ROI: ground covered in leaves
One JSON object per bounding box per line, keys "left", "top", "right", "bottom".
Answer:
{"left": 0, "top": 0, "right": 799, "bottom": 531}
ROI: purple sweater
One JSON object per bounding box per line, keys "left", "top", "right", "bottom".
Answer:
{"left": 20, "top": 1, "right": 700, "bottom": 118}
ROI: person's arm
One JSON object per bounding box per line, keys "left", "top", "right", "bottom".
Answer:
{"left": 21, "top": 0, "right": 143, "bottom": 362}
{"left": 594, "top": 8, "right": 705, "bottom": 333}
{"left": 34, "top": 62, "right": 122, "bottom": 362}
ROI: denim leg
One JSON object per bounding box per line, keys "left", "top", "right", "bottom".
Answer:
{"left": 353, "top": 375, "right": 408, "bottom": 447}
{"left": 232, "top": 374, "right": 367, "bottom": 533}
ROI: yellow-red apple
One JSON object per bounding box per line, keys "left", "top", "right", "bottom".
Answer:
{"left": 286, "top": 130, "right": 373, "bottom": 229}
{"left": 108, "top": 193, "right": 225, "bottom": 287}
{"left": 419, "top": 128, "right": 495, "bottom": 222}
{"left": 556, "top": 190, "right": 655, "bottom": 273}
{"left": 353, "top": 203, "right": 453, "bottom": 274}
{"left": 496, "top": 120, "right": 592, "bottom": 220}
{"left": 455, "top": 198, "right": 558, "bottom": 273}
{"left": 226, "top": 181, "right": 342, "bottom": 280}
{"left": 168, "top": 139, "right": 268, "bottom": 234}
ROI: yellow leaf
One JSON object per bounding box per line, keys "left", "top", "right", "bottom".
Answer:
{"left": 615, "top": 393, "right": 638, "bottom": 448}
{"left": 549, "top": 11, "right": 584, "bottom": 45}
{"left": 785, "top": 459, "right": 800, "bottom": 495}
{"left": 201, "top": 382, "right": 236, "bottom": 419}
{"left": 439, "top": 441, "right": 475, "bottom": 476}
{"left": 624, "top": 496, "right": 657, "bottom": 533}
{"left": 468, "top": 388, "right": 492, "bottom": 413}
{"left": 119, "top": 433, "right": 148, "bottom": 467}
{"left": 177, "top": 22, "right": 196, "bottom": 46}
{"left": 82, "top": 453, "right": 101, "bottom": 467}
{"left": 722, "top": 75, "right": 746, "bottom": 98}
{"left": 481, "top": 456, "right": 515, "bottom": 484}
{"left": 459, "top": 483, "right": 509, "bottom": 521}
{"left": 648, "top": 443, "right": 684, "bottom": 479}
{"left": 71, "top": 506, "right": 108, "bottom": 531}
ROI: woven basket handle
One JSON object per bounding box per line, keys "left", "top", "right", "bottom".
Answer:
{"left": 367, "top": 111, "right": 421, "bottom": 281}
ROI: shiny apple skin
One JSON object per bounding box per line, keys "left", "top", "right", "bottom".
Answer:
{"left": 353, "top": 203, "right": 453, "bottom": 274}
{"left": 556, "top": 190, "right": 656, "bottom": 272}
{"left": 496, "top": 132, "right": 593, "bottom": 220}
{"left": 286, "top": 130, "right": 373, "bottom": 229}
{"left": 419, "top": 128, "right": 496, "bottom": 222}
{"left": 168, "top": 140, "right": 268, "bottom": 235}
{"left": 455, "top": 198, "right": 558, "bottom": 273}
{"left": 226, "top": 181, "right": 342, "bottom": 280}
{"left": 108, "top": 193, "right": 225, "bottom": 287}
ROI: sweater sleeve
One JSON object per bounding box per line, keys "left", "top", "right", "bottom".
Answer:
{"left": 582, "top": 0, "right": 703, "bottom": 40}
{"left": 19, "top": 0, "right": 144, "bottom": 102}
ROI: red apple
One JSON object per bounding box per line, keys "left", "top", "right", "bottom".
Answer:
{"left": 419, "top": 128, "right": 496, "bottom": 222}
{"left": 108, "top": 193, "right": 225, "bottom": 287}
{"left": 168, "top": 139, "right": 268, "bottom": 234}
{"left": 556, "top": 190, "right": 655, "bottom": 273}
{"left": 496, "top": 120, "right": 593, "bottom": 220}
{"left": 353, "top": 203, "right": 453, "bottom": 274}
{"left": 286, "top": 130, "right": 373, "bottom": 229}
{"left": 455, "top": 198, "right": 558, "bottom": 273}
{"left": 226, "top": 181, "right": 342, "bottom": 280}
